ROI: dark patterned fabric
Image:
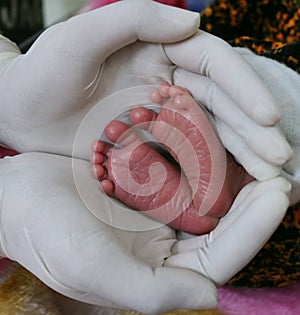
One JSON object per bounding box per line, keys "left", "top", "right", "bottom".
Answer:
{"left": 201, "top": 0, "right": 300, "bottom": 74}
{"left": 200, "top": 0, "right": 300, "bottom": 287}
{"left": 228, "top": 206, "right": 300, "bottom": 287}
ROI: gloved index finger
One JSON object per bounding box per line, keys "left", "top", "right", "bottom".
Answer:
{"left": 50, "top": 0, "right": 200, "bottom": 64}
{"left": 164, "top": 30, "right": 281, "bottom": 126}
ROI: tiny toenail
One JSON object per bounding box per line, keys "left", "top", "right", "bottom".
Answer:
{"left": 159, "top": 86, "right": 169, "bottom": 96}
{"left": 150, "top": 90, "right": 162, "bottom": 103}
{"left": 175, "top": 95, "right": 186, "bottom": 105}
{"left": 169, "top": 87, "right": 179, "bottom": 96}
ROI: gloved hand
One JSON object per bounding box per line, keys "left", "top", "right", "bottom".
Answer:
{"left": 0, "top": 1, "right": 292, "bottom": 180}
{"left": 0, "top": 153, "right": 290, "bottom": 314}
{"left": 0, "top": 152, "right": 217, "bottom": 314}
{"left": 0, "top": 0, "right": 199, "bottom": 156}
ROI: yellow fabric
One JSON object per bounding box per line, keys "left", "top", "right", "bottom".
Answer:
{"left": 0, "top": 262, "right": 60, "bottom": 315}
{"left": 0, "top": 262, "right": 226, "bottom": 315}
{"left": 119, "top": 309, "right": 225, "bottom": 315}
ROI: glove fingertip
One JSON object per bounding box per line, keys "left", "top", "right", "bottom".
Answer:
{"left": 246, "top": 164, "right": 281, "bottom": 181}
{"left": 253, "top": 103, "right": 281, "bottom": 125}
{"left": 137, "top": 2, "right": 200, "bottom": 42}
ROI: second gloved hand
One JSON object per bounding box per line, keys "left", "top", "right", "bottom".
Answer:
{"left": 0, "top": 152, "right": 217, "bottom": 314}
{"left": 0, "top": 0, "right": 199, "bottom": 156}
{"left": 0, "top": 1, "right": 292, "bottom": 181}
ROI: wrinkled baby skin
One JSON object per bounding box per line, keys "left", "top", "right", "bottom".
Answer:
{"left": 91, "top": 84, "right": 253, "bottom": 235}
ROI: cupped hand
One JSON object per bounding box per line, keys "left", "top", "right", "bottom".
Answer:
{"left": 0, "top": 153, "right": 290, "bottom": 313}
{"left": 0, "top": 1, "right": 292, "bottom": 181}
{"left": 0, "top": 152, "right": 217, "bottom": 314}
{"left": 0, "top": 0, "right": 199, "bottom": 156}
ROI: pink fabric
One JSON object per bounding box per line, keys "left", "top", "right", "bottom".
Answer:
{"left": 218, "top": 283, "right": 300, "bottom": 315}
{"left": 0, "top": 146, "right": 19, "bottom": 158}
{"left": 0, "top": 258, "right": 12, "bottom": 272}
{"left": 83, "top": 0, "right": 187, "bottom": 11}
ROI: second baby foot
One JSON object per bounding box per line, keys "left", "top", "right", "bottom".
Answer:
{"left": 91, "top": 84, "right": 253, "bottom": 235}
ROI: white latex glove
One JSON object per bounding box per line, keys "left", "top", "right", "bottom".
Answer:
{"left": 0, "top": 153, "right": 290, "bottom": 315}
{"left": 0, "top": 2, "right": 292, "bottom": 180}
{"left": 234, "top": 48, "right": 300, "bottom": 205}
{"left": 0, "top": 153, "right": 217, "bottom": 314}
{"left": 0, "top": 0, "right": 199, "bottom": 155}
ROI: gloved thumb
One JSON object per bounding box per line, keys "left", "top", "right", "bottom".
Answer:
{"left": 132, "top": 266, "right": 217, "bottom": 314}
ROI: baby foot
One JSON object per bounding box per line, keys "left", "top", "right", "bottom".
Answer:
{"left": 142, "top": 83, "right": 253, "bottom": 215}
{"left": 91, "top": 84, "right": 253, "bottom": 235}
